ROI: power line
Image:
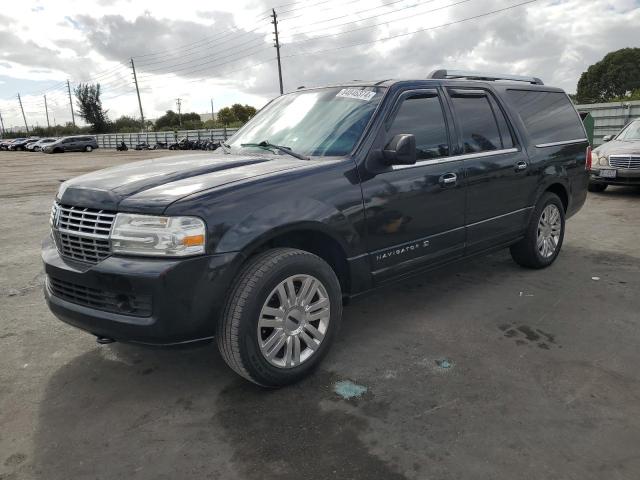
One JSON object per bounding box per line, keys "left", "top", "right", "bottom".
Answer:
{"left": 136, "top": 40, "right": 270, "bottom": 75}
{"left": 137, "top": 44, "right": 272, "bottom": 79}
{"left": 282, "top": 0, "right": 538, "bottom": 59}
{"left": 286, "top": 0, "right": 475, "bottom": 45}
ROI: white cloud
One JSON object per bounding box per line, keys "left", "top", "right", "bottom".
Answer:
{"left": 0, "top": 0, "right": 638, "bottom": 128}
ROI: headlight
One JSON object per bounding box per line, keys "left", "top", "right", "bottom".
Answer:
{"left": 591, "top": 151, "right": 600, "bottom": 167}
{"left": 111, "top": 214, "right": 206, "bottom": 257}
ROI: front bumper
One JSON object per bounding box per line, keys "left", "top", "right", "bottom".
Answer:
{"left": 42, "top": 234, "right": 241, "bottom": 345}
{"left": 590, "top": 168, "right": 640, "bottom": 186}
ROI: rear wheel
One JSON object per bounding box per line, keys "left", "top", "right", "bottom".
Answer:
{"left": 588, "top": 182, "right": 607, "bottom": 193}
{"left": 217, "top": 248, "right": 342, "bottom": 387}
{"left": 85, "top": 145, "right": 93, "bottom": 152}
{"left": 510, "top": 192, "right": 565, "bottom": 269}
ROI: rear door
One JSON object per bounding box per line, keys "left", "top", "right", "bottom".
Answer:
{"left": 445, "top": 87, "right": 535, "bottom": 254}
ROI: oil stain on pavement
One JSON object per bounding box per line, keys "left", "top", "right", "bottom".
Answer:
{"left": 499, "top": 323, "right": 558, "bottom": 350}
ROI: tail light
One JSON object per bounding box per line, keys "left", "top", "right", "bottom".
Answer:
{"left": 586, "top": 146, "right": 592, "bottom": 171}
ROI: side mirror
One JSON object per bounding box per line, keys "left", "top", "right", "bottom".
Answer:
{"left": 383, "top": 134, "right": 416, "bottom": 165}
{"left": 602, "top": 135, "right": 613, "bottom": 142}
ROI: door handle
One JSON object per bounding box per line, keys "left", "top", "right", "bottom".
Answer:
{"left": 439, "top": 173, "right": 457, "bottom": 186}
{"left": 515, "top": 161, "right": 528, "bottom": 171}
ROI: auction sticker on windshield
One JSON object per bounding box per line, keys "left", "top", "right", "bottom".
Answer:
{"left": 336, "top": 88, "right": 377, "bottom": 101}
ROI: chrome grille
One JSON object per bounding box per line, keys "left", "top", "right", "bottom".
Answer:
{"left": 609, "top": 155, "right": 640, "bottom": 170}
{"left": 52, "top": 203, "right": 115, "bottom": 264}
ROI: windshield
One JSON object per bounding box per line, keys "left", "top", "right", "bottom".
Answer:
{"left": 228, "top": 86, "right": 384, "bottom": 157}
{"left": 616, "top": 120, "right": 640, "bottom": 141}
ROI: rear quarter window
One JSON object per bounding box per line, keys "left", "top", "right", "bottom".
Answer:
{"left": 505, "top": 90, "right": 585, "bottom": 145}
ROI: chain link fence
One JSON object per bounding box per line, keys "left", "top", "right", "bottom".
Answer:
{"left": 95, "top": 128, "right": 239, "bottom": 149}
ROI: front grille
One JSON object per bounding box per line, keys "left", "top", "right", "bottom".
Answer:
{"left": 52, "top": 203, "right": 115, "bottom": 264}
{"left": 47, "top": 276, "right": 152, "bottom": 317}
{"left": 609, "top": 155, "right": 640, "bottom": 170}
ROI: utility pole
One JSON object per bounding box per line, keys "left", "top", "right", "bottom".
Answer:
{"left": 176, "top": 98, "right": 182, "bottom": 127}
{"left": 0, "top": 110, "right": 5, "bottom": 136}
{"left": 66, "top": 79, "right": 76, "bottom": 127}
{"left": 44, "top": 94, "right": 51, "bottom": 129}
{"left": 210, "top": 98, "right": 215, "bottom": 124}
{"left": 130, "top": 58, "right": 145, "bottom": 131}
{"left": 17, "top": 94, "right": 29, "bottom": 133}
{"left": 271, "top": 9, "right": 284, "bottom": 95}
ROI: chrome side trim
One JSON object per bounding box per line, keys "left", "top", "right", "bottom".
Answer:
{"left": 391, "top": 148, "right": 519, "bottom": 171}
{"left": 466, "top": 206, "right": 533, "bottom": 228}
{"left": 364, "top": 206, "right": 533, "bottom": 258}
{"left": 369, "top": 226, "right": 465, "bottom": 256}
{"left": 535, "top": 138, "right": 588, "bottom": 148}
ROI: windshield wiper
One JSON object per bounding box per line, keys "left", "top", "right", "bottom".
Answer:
{"left": 240, "top": 140, "right": 309, "bottom": 160}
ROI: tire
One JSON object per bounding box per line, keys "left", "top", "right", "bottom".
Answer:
{"left": 85, "top": 146, "right": 93, "bottom": 152}
{"left": 217, "top": 248, "right": 342, "bottom": 387}
{"left": 588, "top": 182, "right": 607, "bottom": 193}
{"left": 510, "top": 192, "right": 565, "bottom": 269}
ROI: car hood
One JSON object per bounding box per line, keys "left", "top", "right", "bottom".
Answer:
{"left": 594, "top": 139, "right": 640, "bottom": 156}
{"left": 57, "top": 152, "right": 309, "bottom": 213}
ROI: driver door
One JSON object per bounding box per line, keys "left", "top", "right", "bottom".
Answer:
{"left": 361, "top": 89, "right": 466, "bottom": 283}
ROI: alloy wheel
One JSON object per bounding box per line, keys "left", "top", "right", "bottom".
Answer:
{"left": 257, "top": 274, "right": 330, "bottom": 369}
{"left": 537, "top": 204, "right": 562, "bottom": 258}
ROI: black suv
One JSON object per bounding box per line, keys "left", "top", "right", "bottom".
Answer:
{"left": 43, "top": 135, "right": 98, "bottom": 153}
{"left": 43, "top": 70, "right": 589, "bottom": 387}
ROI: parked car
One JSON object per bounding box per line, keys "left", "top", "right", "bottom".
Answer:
{"left": 43, "top": 70, "right": 589, "bottom": 387}
{"left": 27, "top": 138, "right": 58, "bottom": 152}
{"left": 43, "top": 135, "right": 98, "bottom": 153}
{"left": 9, "top": 137, "right": 40, "bottom": 151}
{"left": 589, "top": 119, "right": 640, "bottom": 191}
{"left": 0, "top": 138, "right": 24, "bottom": 151}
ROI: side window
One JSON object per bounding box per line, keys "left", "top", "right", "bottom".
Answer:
{"left": 488, "top": 96, "right": 514, "bottom": 149}
{"left": 62, "top": 138, "right": 74, "bottom": 144}
{"left": 387, "top": 93, "right": 449, "bottom": 160}
{"left": 448, "top": 91, "right": 503, "bottom": 153}
{"left": 505, "top": 90, "right": 585, "bottom": 145}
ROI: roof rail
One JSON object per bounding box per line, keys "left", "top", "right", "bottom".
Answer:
{"left": 428, "top": 69, "right": 544, "bottom": 85}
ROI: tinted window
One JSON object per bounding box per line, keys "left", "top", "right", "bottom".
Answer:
{"left": 62, "top": 138, "right": 74, "bottom": 144}
{"left": 449, "top": 92, "right": 502, "bottom": 153}
{"left": 488, "top": 96, "right": 515, "bottom": 149}
{"left": 387, "top": 94, "right": 449, "bottom": 160}
{"left": 506, "top": 90, "right": 584, "bottom": 145}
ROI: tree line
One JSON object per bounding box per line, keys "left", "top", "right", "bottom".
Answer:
{"left": 11, "top": 84, "right": 258, "bottom": 137}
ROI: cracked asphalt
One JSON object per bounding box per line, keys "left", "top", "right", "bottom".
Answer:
{"left": 1, "top": 150, "right": 639, "bottom": 480}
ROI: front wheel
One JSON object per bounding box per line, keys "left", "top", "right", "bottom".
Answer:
{"left": 217, "top": 248, "right": 342, "bottom": 387}
{"left": 510, "top": 192, "right": 565, "bottom": 269}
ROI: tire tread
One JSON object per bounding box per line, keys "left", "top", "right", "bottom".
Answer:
{"left": 217, "top": 248, "right": 325, "bottom": 385}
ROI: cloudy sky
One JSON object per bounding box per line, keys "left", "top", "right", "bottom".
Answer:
{"left": 0, "top": 0, "right": 638, "bottom": 129}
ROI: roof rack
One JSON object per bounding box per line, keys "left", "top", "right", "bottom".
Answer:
{"left": 427, "top": 69, "right": 544, "bottom": 85}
